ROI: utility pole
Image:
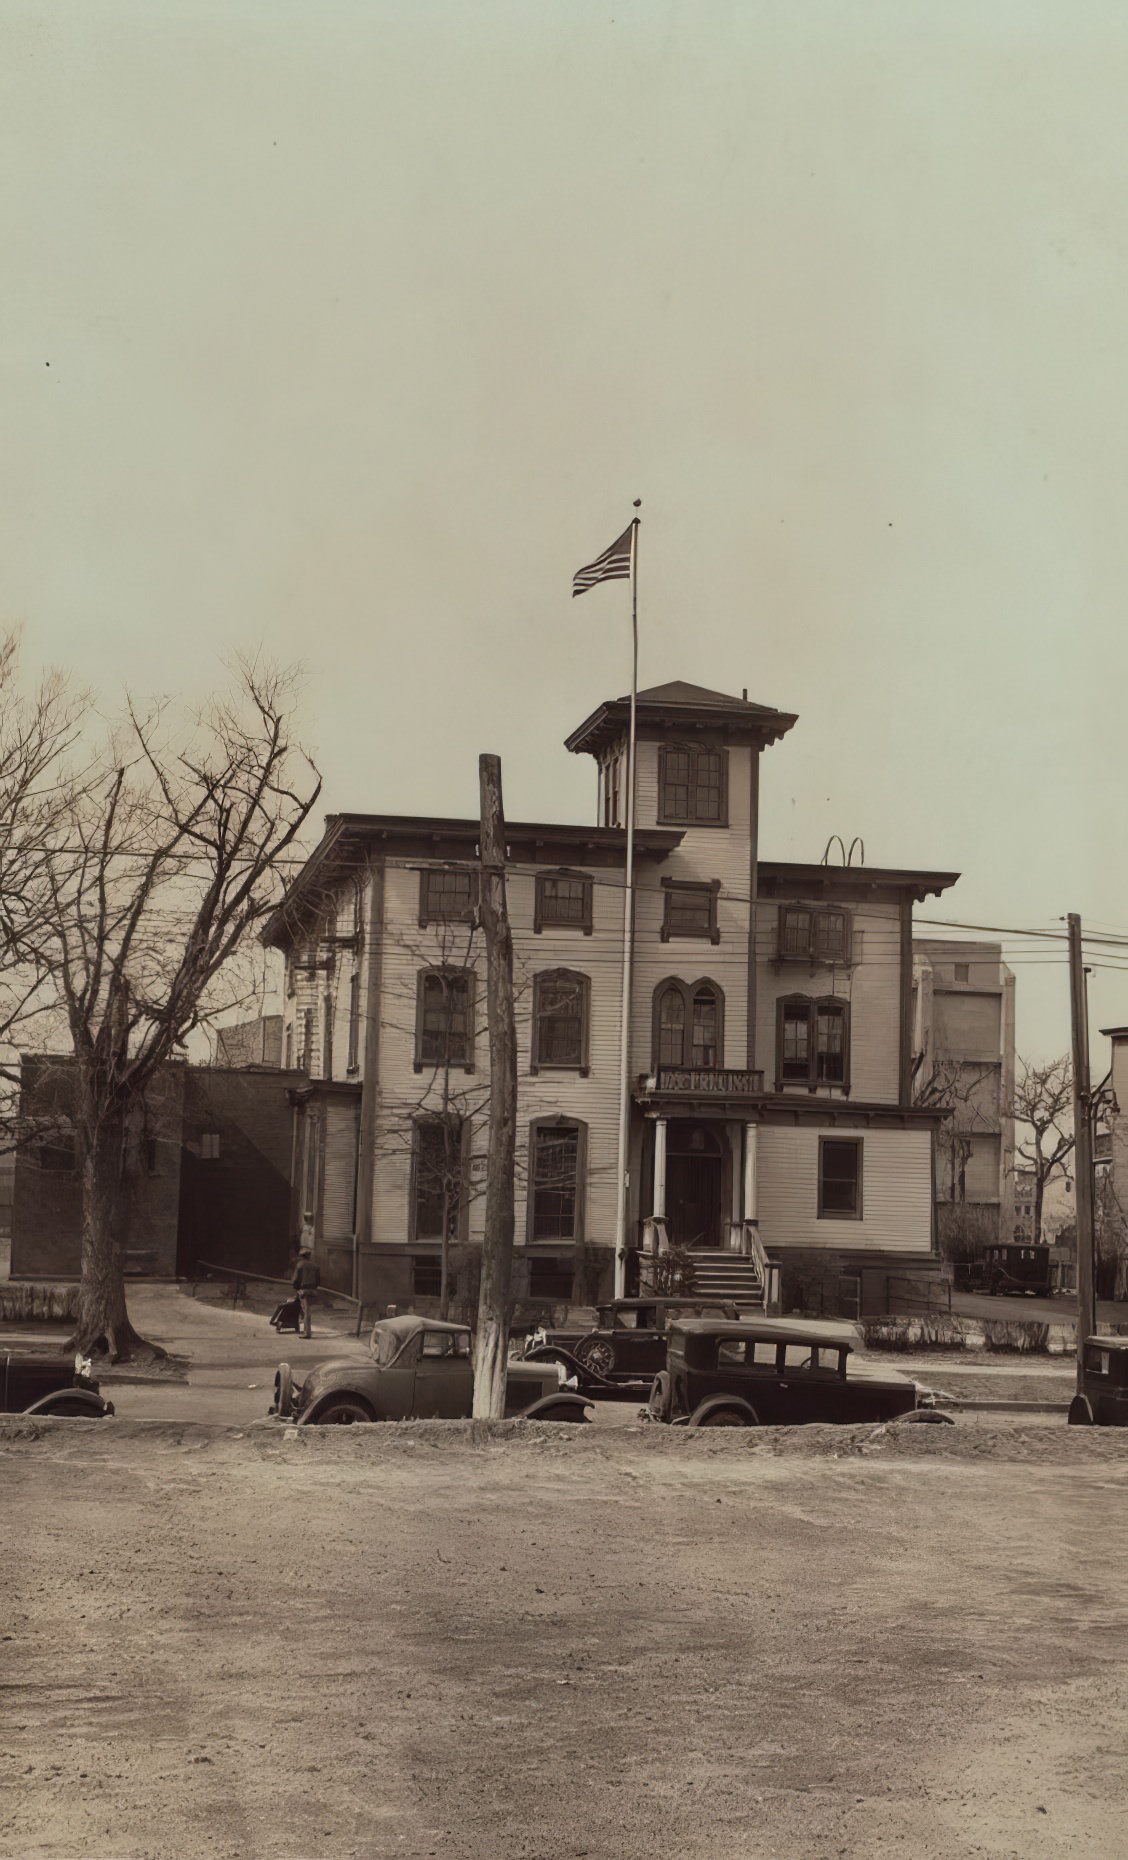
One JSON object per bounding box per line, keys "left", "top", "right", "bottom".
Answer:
{"left": 1068, "top": 912, "right": 1096, "bottom": 1389}
{"left": 473, "top": 753, "right": 517, "bottom": 1419}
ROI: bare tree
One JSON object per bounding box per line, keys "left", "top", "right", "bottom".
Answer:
{"left": 25, "top": 660, "right": 320, "bottom": 1362}
{"left": 1011, "top": 1055, "right": 1074, "bottom": 1245}
{"left": 0, "top": 635, "right": 90, "bottom": 1132}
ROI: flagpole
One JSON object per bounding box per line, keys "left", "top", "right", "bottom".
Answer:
{"left": 613, "top": 515, "right": 640, "bottom": 1299}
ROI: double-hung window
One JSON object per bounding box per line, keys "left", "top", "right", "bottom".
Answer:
{"left": 661, "top": 879, "right": 721, "bottom": 943}
{"left": 527, "top": 1119, "right": 586, "bottom": 1242}
{"left": 411, "top": 1117, "right": 463, "bottom": 1240}
{"left": 534, "top": 871, "right": 593, "bottom": 934}
{"left": 657, "top": 745, "right": 727, "bottom": 825}
{"left": 419, "top": 866, "right": 478, "bottom": 927}
{"left": 778, "top": 907, "right": 851, "bottom": 963}
{"left": 530, "top": 970, "right": 590, "bottom": 1073}
{"left": 776, "top": 996, "right": 849, "bottom": 1090}
{"left": 415, "top": 969, "right": 475, "bottom": 1072}
{"left": 818, "top": 1137, "right": 862, "bottom": 1218}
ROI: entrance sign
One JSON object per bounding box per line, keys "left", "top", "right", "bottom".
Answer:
{"left": 657, "top": 1067, "right": 764, "bottom": 1096}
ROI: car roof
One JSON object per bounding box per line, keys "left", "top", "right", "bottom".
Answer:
{"left": 669, "top": 1317, "right": 863, "bottom": 1350}
{"left": 1086, "top": 1335, "right": 1128, "bottom": 1351}
{"left": 370, "top": 1315, "right": 471, "bottom": 1344}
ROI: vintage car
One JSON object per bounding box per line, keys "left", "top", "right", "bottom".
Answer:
{"left": 645, "top": 1317, "right": 945, "bottom": 1429}
{"left": 975, "top": 1243, "right": 1055, "bottom": 1298}
{"left": 523, "top": 1297, "right": 742, "bottom": 1392}
{"left": 271, "top": 1315, "right": 593, "bottom": 1426}
{"left": 1068, "top": 1336, "right": 1128, "bottom": 1426}
{"left": 1, "top": 1348, "right": 114, "bottom": 1418}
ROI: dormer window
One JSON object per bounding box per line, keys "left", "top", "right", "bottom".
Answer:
{"left": 657, "top": 745, "right": 727, "bottom": 826}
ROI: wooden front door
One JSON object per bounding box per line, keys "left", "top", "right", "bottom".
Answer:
{"left": 666, "top": 1123, "right": 724, "bottom": 1248}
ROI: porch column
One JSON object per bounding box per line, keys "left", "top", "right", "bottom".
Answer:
{"left": 653, "top": 1117, "right": 668, "bottom": 1220}
{"left": 743, "top": 1122, "right": 759, "bottom": 1227}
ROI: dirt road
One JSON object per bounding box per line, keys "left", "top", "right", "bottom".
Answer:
{"left": 4, "top": 1417, "right": 1128, "bottom": 1860}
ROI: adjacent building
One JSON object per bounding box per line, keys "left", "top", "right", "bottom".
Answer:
{"left": 264, "top": 679, "right": 959, "bottom": 1316}
{"left": 911, "top": 940, "right": 1016, "bottom": 1250}
{"left": 10, "top": 1054, "right": 303, "bottom": 1282}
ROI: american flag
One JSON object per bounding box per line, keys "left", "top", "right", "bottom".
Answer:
{"left": 572, "top": 523, "right": 634, "bottom": 598}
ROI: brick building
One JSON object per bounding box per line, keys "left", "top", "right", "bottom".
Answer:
{"left": 10, "top": 1054, "right": 304, "bottom": 1282}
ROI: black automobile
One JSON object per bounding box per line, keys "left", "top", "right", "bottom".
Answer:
{"left": 1, "top": 1348, "right": 114, "bottom": 1418}
{"left": 1069, "top": 1336, "right": 1128, "bottom": 1426}
{"left": 271, "top": 1315, "right": 593, "bottom": 1426}
{"left": 646, "top": 1317, "right": 943, "bottom": 1429}
{"left": 523, "top": 1297, "right": 742, "bottom": 1392}
{"left": 978, "top": 1244, "right": 1055, "bottom": 1298}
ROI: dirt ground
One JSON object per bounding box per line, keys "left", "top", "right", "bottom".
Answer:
{"left": 3, "top": 1418, "right": 1128, "bottom": 1860}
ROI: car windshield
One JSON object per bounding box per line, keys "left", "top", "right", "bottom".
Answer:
{"left": 371, "top": 1324, "right": 410, "bottom": 1367}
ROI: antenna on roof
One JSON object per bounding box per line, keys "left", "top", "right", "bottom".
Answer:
{"left": 822, "top": 836, "right": 866, "bottom": 866}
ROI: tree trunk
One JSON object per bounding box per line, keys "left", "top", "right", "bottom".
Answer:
{"left": 1033, "top": 1173, "right": 1044, "bottom": 1245}
{"left": 68, "top": 1111, "right": 161, "bottom": 1363}
{"left": 473, "top": 754, "right": 517, "bottom": 1420}
{"left": 439, "top": 1176, "right": 452, "bottom": 1322}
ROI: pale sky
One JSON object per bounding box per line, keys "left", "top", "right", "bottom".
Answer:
{"left": 5, "top": 1, "right": 1128, "bottom": 1064}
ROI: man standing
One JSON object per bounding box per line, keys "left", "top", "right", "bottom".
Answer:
{"left": 292, "top": 1246, "right": 320, "bottom": 1340}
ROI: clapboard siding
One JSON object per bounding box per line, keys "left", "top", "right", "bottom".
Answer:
{"left": 321, "top": 1097, "right": 359, "bottom": 1239}
{"left": 372, "top": 858, "right": 622, "bottom": 1249}
{"left": 754, "top": 900, "right": 903, "bottom": 1102}
{"left": 757, "top": 1126, "right": 932, "bottom": 1253}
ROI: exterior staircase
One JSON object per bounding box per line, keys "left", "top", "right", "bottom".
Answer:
{"left": 687, "top": 1247, "right": 767, "bottom": 1310}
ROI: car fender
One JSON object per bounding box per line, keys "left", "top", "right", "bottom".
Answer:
{"left": 520, "top": 1391, "right": 594, "bottom": 1423}
{"left": 1068, "top": 1393, "right": 1095, "bottom": 1426}
{"left": 297, "top": 1386, "right": 377, "bottom": 1426}
{"left": 687, "top": 1394, "right": 759, "bottom": 1429}
{"left": 24, "top": 1387, "right": 114, "bottom": 1418}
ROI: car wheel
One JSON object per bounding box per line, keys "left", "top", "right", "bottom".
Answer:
{"left": 274, "top": 1363, "right": 293, "bottom": 1418}
{"left": 573, "top": 1337, "right": 616, "bottom": 1379}
{"left": 648, "top": 1371, "right": 671, "bottom": 1421}
{"left": 691, "top": 1407, "right": 749, "bottom": 1429}
{"left": 896, "top": 1409, "right": 956, "bottom": 1425}
{"left": 311, "top": 1397, "right": 374, "bottom": 1426}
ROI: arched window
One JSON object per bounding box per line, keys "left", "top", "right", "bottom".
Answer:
{"left": 527, "top": 1116, "right": 588, "bottom": 1242}
{"left": 776, "top": 995, "right": 850, "bottom": 1091}
{"left": 652, "top": 979, "right": 725, "bottom": 1071}
{"left": 530, "top": 970, "right": 591, "bottom": 1074}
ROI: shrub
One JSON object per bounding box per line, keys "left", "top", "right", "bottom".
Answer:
{"left": 862, "top": 1316, "right": 969, "bottom": 1353}
{"left": 649, "top": 1244, "right": 697, "bottom": 1297}
{"left": 0, "top": 1283, "right": 79, "bottom": 1323}
{"left": 981, "top": 1320, "right": 1051, "bottom": 1354}
{"left": 862, "top": 1319, "right": 918, "bottom": 1352}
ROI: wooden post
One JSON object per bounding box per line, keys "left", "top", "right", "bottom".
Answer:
{"left": 473, "top": 753, "right": 517, "bottom": 1419}
{"left": 1068, "top": 912, "right": 1096, "bottom": 1390}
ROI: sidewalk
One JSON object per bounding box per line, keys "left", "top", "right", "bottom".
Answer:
{"left": 104, "top": 1282, "right": 369, "bottom": 1424}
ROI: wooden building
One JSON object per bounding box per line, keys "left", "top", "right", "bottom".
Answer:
{"left": 263, "top": 680, "right": 958, "bottom": 1315}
